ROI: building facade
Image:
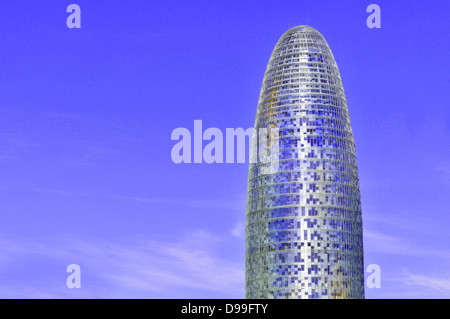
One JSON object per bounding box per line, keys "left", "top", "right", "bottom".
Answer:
{"left": 245, "top": 26, "right": 364, "bottom": 299}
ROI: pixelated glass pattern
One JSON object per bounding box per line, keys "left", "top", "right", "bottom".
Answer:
{"left": 245, "top": 26, "right": 364, "bottom": 299}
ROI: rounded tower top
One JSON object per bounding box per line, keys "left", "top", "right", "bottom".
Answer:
{"left": 282, "top": 25, "right": 324, "bottom": 37}
{"left": 274, "top": 25, "right": 330, "bottom": 51}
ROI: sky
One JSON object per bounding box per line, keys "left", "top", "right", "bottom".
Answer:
{"left": 0, "top": 0, "right": 449, "bottom": 298}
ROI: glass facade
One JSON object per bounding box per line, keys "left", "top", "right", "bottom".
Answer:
{"left": 245, "top": 26, "right": 364, "bottom": 299}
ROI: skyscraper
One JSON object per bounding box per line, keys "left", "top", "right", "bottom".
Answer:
{"left": 245, "top": 26, "right": 364, "bottom": 299}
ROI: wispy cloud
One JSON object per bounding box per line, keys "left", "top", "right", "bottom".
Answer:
{"left": 0, "top": 136, "right": 44, "bottom": 161}
{"left": 436, "top": 165, "right": 450, "bottom": 174}
{"left": 131, "top": 196, "right": 245, "bottom": 211}
{"left": 398, "top": 272, "right": 450, "bottom": 294}
{"left": 230, "top": 221, "right": 245, "bottom": 239}
{"left": 41, "top": 112, "right": 91, "bottom": 121}
{"left": 436, "top": 163, "right": 450, "bottom": 183}
{"left": 364, "top": 230, "right": 450, "bottom": 259}
{"left": 0, "top": 230, "right": 245, "bottom": 298}
{"left": 364, "top": 210, "right": 450, "bottom": 235}
{"left": 377, "top": 269, "right": 450, "bottom": 298}
{"left": 29, "top": 187, "right": 246, "bottom": 213}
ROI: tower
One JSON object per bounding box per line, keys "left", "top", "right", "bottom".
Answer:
{"left": 245, "top": 26, "right": 364, "bottom": 299}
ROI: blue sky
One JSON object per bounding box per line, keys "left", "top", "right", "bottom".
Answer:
{"left": 0, "top": 0, "right": 449, "bottom": 298}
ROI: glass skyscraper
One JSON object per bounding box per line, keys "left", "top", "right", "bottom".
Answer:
{"left": 245, "top": 26, "right": 364, "bottom": 299}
